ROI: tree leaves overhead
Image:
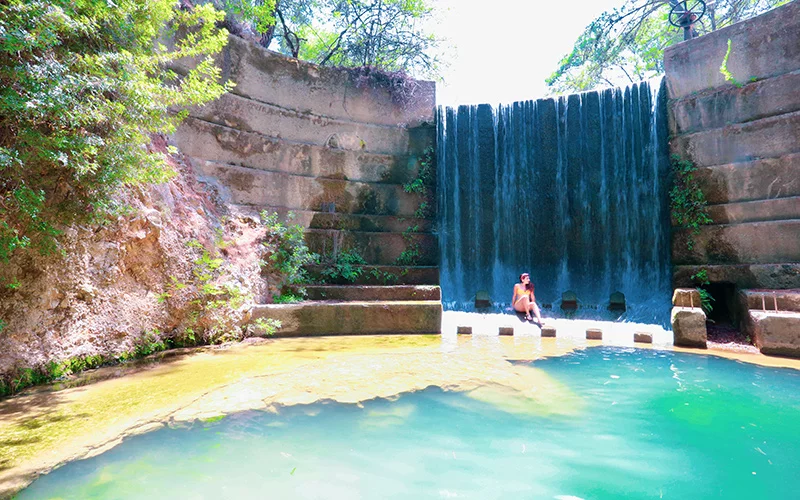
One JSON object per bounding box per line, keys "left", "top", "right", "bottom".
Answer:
{"left": 210, "top": 0, "right": 442, "bottom": 78}
{"left": 547, "top": 0, "right": 790, "bottom": 94}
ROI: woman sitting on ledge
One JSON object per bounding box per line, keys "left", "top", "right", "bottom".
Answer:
{"left": 513, "top": 273, "right": 544, "bottom": 324}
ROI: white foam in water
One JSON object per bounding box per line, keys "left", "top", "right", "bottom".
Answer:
{"left": 441, "top": 311, "right": 673, "bottom": 348}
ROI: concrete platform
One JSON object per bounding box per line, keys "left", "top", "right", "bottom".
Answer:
{"left": 250, "top": 301, "right": 442, "bottom": 336}
{"left": 291, "top": 285, "right": 441, "bottom": 302}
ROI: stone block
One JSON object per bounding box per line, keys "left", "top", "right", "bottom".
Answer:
{"left": 304, "top": 265, "right": 439, "bottom": 285}
{"left": 475, "top": 290, "right": 491, "bottom": 308}
{"left": 673, "top": 263, "right": 800, "bottom": 290}
{"left": 749, "top": 311, "right": 800, "bottom": 357}
{"left": 457, "top": 326, "right": 472, "bottom": 335}
{"left": 671, "top": 307, "right": 708, "bottom": 348}
{"left": 672, "top": 288, "right": 701, "bottom": 307}
{"left": 664, "top": 1, "right": 800, "bottom": 99}
{"left": 250, "top": 301, "right": 442, "bottom": 336}
{"left": 692, "top": 154, "right": 800, "bottom": 206}
{"left": 541, "top": 326, "right": 556, "bottom": 338}
{"left": 498, "top": 327, "right": 514, "bottom": 336}
{"left": 586, "top": 328, "right": 603, "bottom": 340}
{"left": 295, "top": 285, "right": 441, "bottom": 302}
{"left": 633, "top": 332, "right": 653, "bottom": 344}
{"left": 741, "top": 289, "right": 800, "bottom": 313}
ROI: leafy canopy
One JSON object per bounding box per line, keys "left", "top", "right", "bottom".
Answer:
{"left": 547, "top": 0, "right": 790, "bottom": 94}
{"left": 209, "top": 0, "right": 442, "bottom": 78}
{"left": 0, "top": 0, "right": 231, "bottom": 261}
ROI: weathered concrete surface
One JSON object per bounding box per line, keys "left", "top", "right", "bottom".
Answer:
{"left": 250, "top": 301, "right": 442, "bottom": 336}
{"left": 671, "top": 307, "right": 708, "bottom": 348}
{"left": 176, "top": 35, "right": 436, "bottom": 128}
{"left": 672, "top": 288, "right": 701, "bottom": 308}
{"left": 694, "top": 153, "right": 800, "bottom": 205}
{"left": 672, "top": 110, "right": 800, "bottom": 167}
{"left": 304, "top": 265, "right": 439, "bottom": 285}
{"left": 304, "top": 229, "right": 438, "bottom": 266}
{"left": 706, "top": 196, "right": 800, "bottom": 225}
{"left": 664, "top": 1, "right": 800, "bottom": 99}
{"left": 186, "top": 92, "right": 413, "bottom": 155}
{"left": 668, "top": 70, "right": 800, "bottom": 136}
{"left": 293, "top": 285, "right": 441, "bottom": 302}
{"left": 748, "top": 311, "right": 800, "bottom": 357}
{"left": 740, "top": 289, "right": 800, "bottom": 313}
{"left": 672, "top": 220, "right": 800, "bottom": 265}
{"left": 673, "top": 263, "right": 800, "bottom": 289}
{"left": 667, "top": 2, "right": 800, "bottom": 295}
{"left": 175, "top": 118, "right": 419, "bottom": 184}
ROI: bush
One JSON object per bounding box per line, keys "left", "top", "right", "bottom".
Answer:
{"left": 260, "top": 211, "right": 318, "bottom": 296}
{"left": 0, "top": 0, "right": 232, "bottom": 261}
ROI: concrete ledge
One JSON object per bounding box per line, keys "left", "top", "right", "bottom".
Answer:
{"left": 250, "top": 301, "right": 442, "bottom": 336}
{"left": 669, "top": 70, "right": 800, "bottom": 135}
{"left": 694, "top": 153, "right": 800, "bottom": 205}
{"left": 748, "top": 311, "right": 800, "bottom": 357}
{"left": 304, "top": 229, "right": 438, "bottom": 266}
{"left": 176, "top": 118, "right": 419, "bottom": 184}
{"left": 185, "top": 92, "right": 413, "bottom": 155}
{"left": 671, "top": 110, "right": 800, "bottom": 167}
{"left": 664, "top": 1, "right": 800, "bottom": 99}
{"left": 707, "top": 196, "right": 800, "bottom": 225}
{"left": 194, "top": 160, "right": 422, "bottom": 216}
{"left": 673, "top": 263, "right": 800, "bottom": 289}
{"left": 671, "top": 306, "right": 707, "bottom": 348}
{"left": 292, "top": 285, "right": 441, "bottom": 302}
{"left": 305, "top": 265, "right": 439, "bottom": 285}
{"left": 673, "top": 288, "right": 701, "bottom": 307}
{"left": 672, "top": 220, "right": 800, "bottom": 265}
{"left": 741, "top": 289, "right": 800, "bottom": 313}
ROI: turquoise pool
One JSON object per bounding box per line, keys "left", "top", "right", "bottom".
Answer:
{"left": 18, "top": 347, "right": 800, "bottom": 499}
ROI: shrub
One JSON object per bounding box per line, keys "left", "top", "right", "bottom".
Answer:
{"left": 0, "top": 0, "right": 232, "bottom": 261}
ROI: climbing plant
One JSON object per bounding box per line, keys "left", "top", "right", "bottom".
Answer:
{"left": 669, "top": 155, "right": 712, "bottom": 252}
{"left": 397, "top": 144, "right": 435, "bottom": 266}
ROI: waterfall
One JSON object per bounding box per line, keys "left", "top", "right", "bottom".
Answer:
{"left": 436, "top": 79, "right": 672, "bottom": 325}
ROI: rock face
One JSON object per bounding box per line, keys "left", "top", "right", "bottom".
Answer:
{"left": 749, "top": 312, "right": 800, "bottom": 357}
{"left": 671, "top": 307, "right": 708, "bottom": 348}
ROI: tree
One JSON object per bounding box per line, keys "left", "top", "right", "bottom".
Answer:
{"left": 0, "top": 1, "right": 231, "bottom": 261}
{"left": 209, "top": 0, "right": 442, "bottom": 78}
{"left": 546, "top": 0, "right": 791, "bottom": 94}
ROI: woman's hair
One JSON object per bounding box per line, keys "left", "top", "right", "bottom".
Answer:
{"left": 519, "top": 273, "right": 533, "bottom": 290}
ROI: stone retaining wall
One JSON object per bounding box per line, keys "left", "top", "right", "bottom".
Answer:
{"left": 172, "top": 35, "right": 437, "bottom": 272}
{"left": 665, "top": 1, "right": 800, "bottom": 289}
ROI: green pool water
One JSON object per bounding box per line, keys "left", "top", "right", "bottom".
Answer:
{"left": 18, "top": 347, "right": 800, "bottom": 499}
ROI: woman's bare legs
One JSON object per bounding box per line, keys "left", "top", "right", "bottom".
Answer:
{"left": 529, "top": 302, "right": 544, "bottom": 324}
{"left": 514, "top": 297, "right": 533, "bottom": 320}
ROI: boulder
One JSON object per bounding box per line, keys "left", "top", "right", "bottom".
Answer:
{"left": 671, "top": 306, "right": 708, "bottom": 348}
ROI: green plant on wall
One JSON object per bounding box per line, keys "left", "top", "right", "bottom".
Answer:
{"left": 260, "top": 211, "right": 319, "bottom": 299}
{"left": 397, "top": 144, "right": 435, "bottom": 267}
{"left": 321, "top": 248, "right": 367, "bottom": 283}
{"left": 719, "top": 39, "right": 744, "bottom": 88}
{"left": 669, "top": 155, "right": 712, "bottom": 252}
{"left": 690, "top": 268, "right": 715, "bottom": 316}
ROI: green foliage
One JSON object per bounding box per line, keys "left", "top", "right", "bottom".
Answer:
{"left": 548, "top": 0, "right": 787, "bottom": 93}
{"left": 273, "top": 291, "right": 304, "bottom": 303}
{"left": 211, "top": 0, "right": 442, "bottom": 78}
{"left": 670, "top": 156, "right": 712, "bottom": 251}
{"left": 0, "top": 0, "right": 231, "bottom": 262}
{"left": 250, "top": 317, "right": 282, "bottom": 336}
{"left": 690, "top": 269, "right": 715, "bottom": 315}
{"left": 369, "top": 267, "right": 399, "bottom": 284}
{"left": 719, "top": 39, "right": 743, "bottom": 88}
{"left": 260, "top": 211, "right": 318, "bottom": 297}
{"left": 321, "top": 248, "right": 367, "bottom": 283}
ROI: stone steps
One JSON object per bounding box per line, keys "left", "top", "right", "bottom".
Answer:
{"left": 250, "top": 300, "right": 442, "bottom": 336}
{"left": 740, "top": 289, "right": 800, "bottom": 313}
{"left": 706, "top": 196, "right": 800, "bottom": 225}
{"left": 304, "top": 265, "right": 439, "bottom": 285}
{"left": 671, "top": 109, "right": 800, "bottom": 168}
{"left": 289, "top": 285, "right": 440, "bottom": 302}
{"left": 193, "top": 160, "right": 423, "bottom": 216}
{"left": 671, "top": 219, "right": 800, "bottom": 266}
{"left": 176, "top": 117, "right": 419, "bottom": 183}
{"left": 230, "top": 205, "right": 433, "bottom": 233}
{"left": 304, "top": 228, "right": 437, "bottom": 266}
